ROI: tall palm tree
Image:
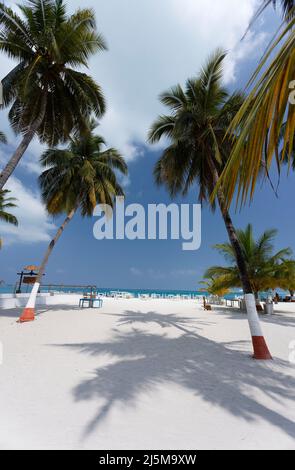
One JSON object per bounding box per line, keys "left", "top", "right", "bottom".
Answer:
{"left": 19, "top": 122, "right": 128, "bottom": 322}
{"left": 203, "top": 224, "right": 292, "bottom": 305}
{"left": 218, "top": 8, "right": 295, "bottom": 207}
{"left": 0, "top": 189, "right": 18, "bottom": 248}
{"left": 148, "top": 50, "right": 272, "bottom": 360}
{"left": 0, "top": 0, "right": 107, "bottom": 190}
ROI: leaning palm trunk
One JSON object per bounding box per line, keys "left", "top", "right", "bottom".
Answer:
{"left": 208, "top": 156, "right": 272, "bottom": 360}
{"left": 19, "top": 206, "right": 77, "bottom": 322}
{"left": 0, "top": 97, "right": 47, "bottom": 190}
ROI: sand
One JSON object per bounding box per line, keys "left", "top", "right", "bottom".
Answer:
{"left": 0, "top": 298, "right": 295, "bottom": 450}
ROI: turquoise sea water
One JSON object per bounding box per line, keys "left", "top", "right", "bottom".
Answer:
{"left": 0, "top": 284, "right": 243, "bottom": 300}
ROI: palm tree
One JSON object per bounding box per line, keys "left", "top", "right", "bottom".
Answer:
{"left": 199, "top": 277, "right": 230, "bottom": 298}
{"left": 275, "top": 259, "right": 295, "bottom": 297}
{"left": 148, "top": 50, "right": 272, "bottom": 359}
{"left": 218, "top": 8, "right": 295, "bottom": 207}
{"left": 0, "top": 0, "right": 107, "bottom": 190}
{"left": 0, "top": 189, "right": 18, "bottom": 248}
{"left": 203, "top": 224, "right": 292, "bottom": 307}
{"left": 19, "top": 122, "right": 128, "bottom": 322}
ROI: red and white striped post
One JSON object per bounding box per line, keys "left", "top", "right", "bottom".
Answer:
{"left": 245, "top": 293, "right": 272, "bottom": 360}
{"left": 18, "top": 282, "right": 40, "bottom": 323}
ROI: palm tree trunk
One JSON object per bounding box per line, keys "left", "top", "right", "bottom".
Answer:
{"left": 18, "top": 206, "right": 77, "bottom": 322}
{"left": 0, "top": 96, "right": 47, "bottom": 190}
{"left": 208, "top": 156, "right": 272, "bottom": 359}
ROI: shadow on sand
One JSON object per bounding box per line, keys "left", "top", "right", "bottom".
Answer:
{"left": 212, "top": 305, "right": 295, "bottom": 328}
{"left": 52, "top": 308, "right": 295, "bottom": 441}
{"left": 0, "top": 304, "right": 82, "bottom": 319}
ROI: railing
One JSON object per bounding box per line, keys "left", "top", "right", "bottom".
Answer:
{"left": 224, "top": 298, "right": 241, "bottom": 308}
{"left": 14, "top": 283, "right": 97, "bottom": 295}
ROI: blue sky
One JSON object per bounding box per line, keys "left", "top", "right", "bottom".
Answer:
{"left": 1, "top": 1, "right": 293, "bottom": 291}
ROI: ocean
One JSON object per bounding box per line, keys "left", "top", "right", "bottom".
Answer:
{"left": 0, "top": 284, "right": 243, "bottom": 300}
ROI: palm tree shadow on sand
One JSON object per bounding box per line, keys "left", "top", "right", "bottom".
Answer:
{"left": 53, "top": 309, "right": 295, "bottom": 440}
{"left": 212, "top": 306, "right": 295, "bottom": 328}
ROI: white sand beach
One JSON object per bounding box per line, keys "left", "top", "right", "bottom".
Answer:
{"left": 0, "top": 298, "right": 295, "bottom": 450}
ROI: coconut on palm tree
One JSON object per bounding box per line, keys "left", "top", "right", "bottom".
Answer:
{"left": 0, "top": 189, "right": 18, "bottom": 248}
{"left": 148, "top": 50, "right": 272, "bottom": 359}
{"left": 0, "top": 0, "right": 107, "bottom": 190}
{"left": 203, "top": 224, "right": 292, "bottom": 307}
{"left": 19, "top": 121, "right": 128, "bottom": 322}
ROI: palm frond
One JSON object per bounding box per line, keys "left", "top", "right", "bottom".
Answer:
{"left": 204, "top": 223, "right": 293, "bottom": 294}
{"left": 0, "top": 189, "right": 18, "bottom": 225}
{"left": 0, "top": 0, "right": 107, "bottom": 149}
{"left": 149, "top": 49, "right": 239, "bottom": 208}
{"left": 218, "top": 14, "right": 295, "bottom": 207}
{"left": 254, "top": 1, "right": 294, "bottom": 22}
{"left": 147, "top": 115, "right": 175, "bottom": 144}
{"left": 39, "top": 127, "right": 128, "bottom": 217}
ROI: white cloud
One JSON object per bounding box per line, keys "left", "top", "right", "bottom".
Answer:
{"left": 147, "top": 268, "right": 166, "bottom": 280}
{"left": 117, "top": 172, "right": 131, "bottom": 190}
{"left": 0, "top": 134, "right": 45, "bottom": 176}
{"left": 19, "top": 138, "right": 45, "bottom": 175}
{"left": 130, "top": 267, "right": 143, "bottom": 277}
{"left": 0, "top": 176, "right": 56, "bottom": 246}
{"left": 224, "top": 29, "right": 269, "bottom": 83}
{"left": 1, "top": 0, "right": 267, "bottom": 169}
{"left": 70, "top": 0, "right": 264, "bottom": 160}
{"left": 170, "top": 269, "right": 197, "bottom": 277}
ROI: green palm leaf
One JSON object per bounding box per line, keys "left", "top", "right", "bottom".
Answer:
{"left": 0, "top": 0, "right": 107, "bottom": 188}
{"left": 148, "top": 49, "right": 244, "bottom": 206}
{"left": 0, "top": 189, "right": 18, "bottom": 248}
{"left": 218, "top": 12, "right": 295, "bottom": 207}
{"left": 39, "top": 123, "right": 128, "bottom": 218}
{"left": 203, "top": 223, "right": 293, "bottom": 294}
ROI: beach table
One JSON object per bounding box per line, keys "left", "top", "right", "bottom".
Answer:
{"left": 79, "top": 297, "right": 103, "bottom": 309}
